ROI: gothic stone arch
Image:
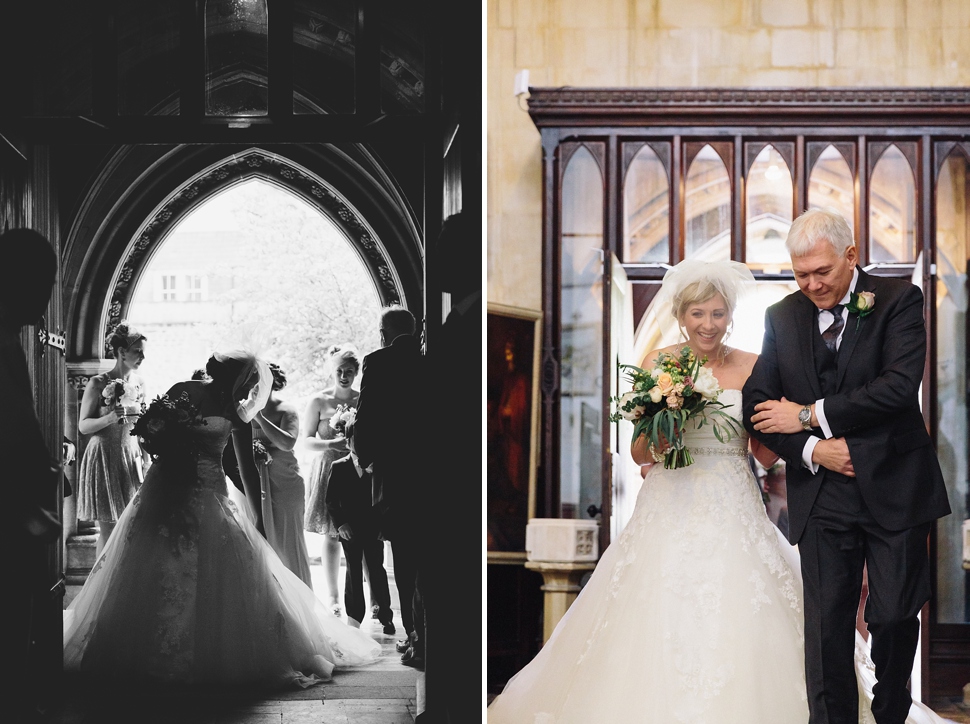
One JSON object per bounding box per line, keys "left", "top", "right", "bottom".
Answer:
{"left": 64, "top": 143, "right": 423, "bottom": 361}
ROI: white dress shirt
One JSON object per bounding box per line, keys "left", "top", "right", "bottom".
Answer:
{"left": 801, "top": 267, "right": 859, "bottom": 472}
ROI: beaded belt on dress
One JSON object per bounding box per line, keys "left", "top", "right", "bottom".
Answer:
{"left": 689, "top": 445, "right": 748, "bottom": 458}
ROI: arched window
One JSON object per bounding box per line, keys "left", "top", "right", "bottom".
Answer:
{"left": 808, "top": 145, "right": 854, "bottom": 237}
{"left": 685, "top": 145, "right": 731, "bottom": 260}
{"left": 623, "top": 144, "right": 669, "bottom": 263}
{"left": 869, "top": 144, "right": 916, "bottom": 263}
{"left": 746, "top": 144, "right": 793, "bottom": 271}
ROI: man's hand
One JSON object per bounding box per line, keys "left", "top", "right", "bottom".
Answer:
{"left": 338, "top": 523, "right": 353, "bottom": 541}
{"left": 750, "top": 397, "right": 805, "bottom": 435}
{"left": 811, "top": 437, "right": 855, "bottom": 477}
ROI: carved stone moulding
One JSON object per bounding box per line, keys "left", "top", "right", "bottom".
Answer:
{"left": 106, "top": 148, "right": 402, "bottom": 342}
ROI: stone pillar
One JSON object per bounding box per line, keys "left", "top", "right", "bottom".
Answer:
{"left": 524, "top": 518, "right": 600, "bottom": 643}
{"left": 65, "top": 360, "right": 108, "bottom": 586}
{"left": 524, "top": 560, "right": 596, "bottom": 643}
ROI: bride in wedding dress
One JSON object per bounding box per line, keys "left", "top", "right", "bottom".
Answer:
{"left": 486, "top": 259, "right": 953, "bottom": 724}
{"left": 64, "top": 350, "right": 381, "bottom": 689}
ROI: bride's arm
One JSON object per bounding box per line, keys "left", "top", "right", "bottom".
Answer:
{"left": 631, "top": 433, "right": 651, "bottom": 466}
{"left": 740, "top": 354, "right": 781, "bottom": 469}
{"left": 750, "top": 435, "right": 780, "bottom": 468}
{"left": 231, "top": 422, "right": 265, "bottom": 536}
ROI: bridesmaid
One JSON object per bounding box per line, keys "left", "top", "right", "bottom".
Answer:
{"left": 77, "top": 321, "right": 148, "bottom": 556}
{"left": 252, "top": 362, "right": 314, "bottom": 587}
{"left": 303, "top": 344, "right": 360, "bottom": 616}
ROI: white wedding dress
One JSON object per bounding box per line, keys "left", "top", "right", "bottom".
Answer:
{"left": 64, "top": 416, "right": 381, "bottom": 689}
{"left": 486, "top": 390, "right": 954, "bottom": 724}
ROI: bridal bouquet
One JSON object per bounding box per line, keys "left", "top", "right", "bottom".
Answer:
{"left": 329, "top": 404, "right": 357, "bottom": 436}
{"left": 609, "top": 346, "right": 742, "bottom": 469}
{"left": 130, "top": 392, "right": 207, "bottom": 462}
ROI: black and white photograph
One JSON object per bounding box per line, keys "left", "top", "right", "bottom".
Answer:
{"left": 0, "top": 2, "right": 480, "bottom": 723}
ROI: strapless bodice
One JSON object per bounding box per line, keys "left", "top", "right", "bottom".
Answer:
{"left": 194, "top": 416, "right": 234, "bottom": 458}
{"left": 681, "top": 388, "right": 748, "bottom": 457}
{"left": 189, "top": 417, "right": 233, "bottom": 494}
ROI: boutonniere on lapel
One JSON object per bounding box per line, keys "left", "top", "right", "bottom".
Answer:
{"left": 846, "top": 291, "right": 875, "bottom": 330}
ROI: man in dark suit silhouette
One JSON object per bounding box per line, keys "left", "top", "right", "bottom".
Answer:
{"left": 0, "top": 229, "right": 61, "bottom": 724}
{"left": 742, "top": 208, "right": 951, "bottom": 724}
{"left": 325, "top": 420, "right": 395, "bottom": 633}
{"left": 354, "top": 304, "right": 425, "bottom": 658}
{"left": 424, "top": 210, "right": 481, "bottom": 720}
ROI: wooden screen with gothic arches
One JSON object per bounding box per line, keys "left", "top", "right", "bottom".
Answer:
{"left": 527, "top": 87, "right": 970, "bottom": 696}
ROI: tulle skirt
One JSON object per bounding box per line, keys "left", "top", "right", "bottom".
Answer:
{"left": 64, "top": 457, "right": 381, "bottom": 689}
{"left": 487, "top": 453, "right": 809, "bottom": 724}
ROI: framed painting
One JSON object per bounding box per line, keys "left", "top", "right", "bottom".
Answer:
{"left": 487, "top": 303, "right": 541, "bottom": 561}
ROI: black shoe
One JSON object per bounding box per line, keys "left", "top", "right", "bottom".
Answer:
{"left": 401, "top": 648, "right": 425, "bottom": 670}
{"left": 382, "top": 621, "right": 396, "bottom": 635}
{"left": 395, "top": 639, "right": 410, "bottom": 654}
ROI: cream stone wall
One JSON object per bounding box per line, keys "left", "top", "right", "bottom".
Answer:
{"left": 486, "top": 0, "right": 970, "bottom": 310}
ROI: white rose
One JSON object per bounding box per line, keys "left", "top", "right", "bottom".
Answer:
{"left": 692, "top": 366, "right": 721, "bottom": 400}
{"left": 649, "top": 386, "right": 663, "bottom": 404}
{"left": 856, "top": 291, "right": 875, "bottom": 312}
{"left": 618, "top": 390, "right": 645, "bottom": 421}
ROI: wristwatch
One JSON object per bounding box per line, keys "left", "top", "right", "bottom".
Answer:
{"left": 798, "top": 404, "right": 812, "bottom": 431}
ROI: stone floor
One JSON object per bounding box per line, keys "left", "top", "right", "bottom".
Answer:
{"left": 49, "top": 534, "right": 423, "bottom": 724}
{"left": 48, "top": 621, "right": 421, "bottom": 724}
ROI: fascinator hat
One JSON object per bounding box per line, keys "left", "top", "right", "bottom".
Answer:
{"left": 653, "top": 259, "right": 756, "bottom": 342}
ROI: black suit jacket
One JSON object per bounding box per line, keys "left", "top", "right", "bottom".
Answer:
{"left": 354, "top": 333, "right": 425, "bottom": 538}
{"left": 742, "top": 268, "right": 950, "bottom": 544}
{"left": 325, "top": 455, "right": 379, "bottom": 538}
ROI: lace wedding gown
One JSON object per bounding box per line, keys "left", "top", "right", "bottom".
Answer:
{"left": 486, "top": 390, "right": 954, "bottom": 724}
{"left": 64, "top": 416, "right": 381, "bottom": 689}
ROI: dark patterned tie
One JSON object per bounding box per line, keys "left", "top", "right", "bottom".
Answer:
{"left": 821, "top": 304, "right": 845, "bottom": 354}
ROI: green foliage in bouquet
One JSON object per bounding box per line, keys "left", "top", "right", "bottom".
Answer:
{"left": 609, "top": 346, "right": 743, "bottom": 469}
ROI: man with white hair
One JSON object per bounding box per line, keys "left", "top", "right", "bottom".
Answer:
{"left": 742, "top": 207, "right": 951, "bottom": 724}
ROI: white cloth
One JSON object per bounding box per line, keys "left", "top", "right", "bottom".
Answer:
{"left": 487, "top": 391, "right": 955, "bottom": 724}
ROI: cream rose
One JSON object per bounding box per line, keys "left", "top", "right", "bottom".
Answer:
{"left": 856, "top": 291, "right": 875, "bottom": 312}
{"left": 649, "top": 386, "right": 664, "bottom": 404}
{"left": 692, "top": 366, "right": 721, "bottom": 400}
{"left": 617, "top": 390, "right": 646, "bottom": 421}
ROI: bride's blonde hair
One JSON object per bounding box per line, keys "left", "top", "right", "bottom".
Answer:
{"left": 654, "top": 259, "right": 755, "bottom": 340}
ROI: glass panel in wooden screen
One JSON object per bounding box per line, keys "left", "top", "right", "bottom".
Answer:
{"left": 560, "top": 146, "right": 604, "bottom": 521}
{"left": 808, "top": 145, "right": 855, "bottom": 238}
{"left": 746, "top": 145, "right": 794, "bottom": 272}
{"left": 934, "top": 149, "right": 970, "bottom": 625}
{"left": 204, "top": 0, "right": 269, "bottom": 116}
{"left": 622, "top": 145, "right": 669, "bottom": 263}
{"left": 869, "top": 145, "right": 916, "bottom": 263}
{"left": 685, "top": 145, "right": 731, "bottom": 261}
